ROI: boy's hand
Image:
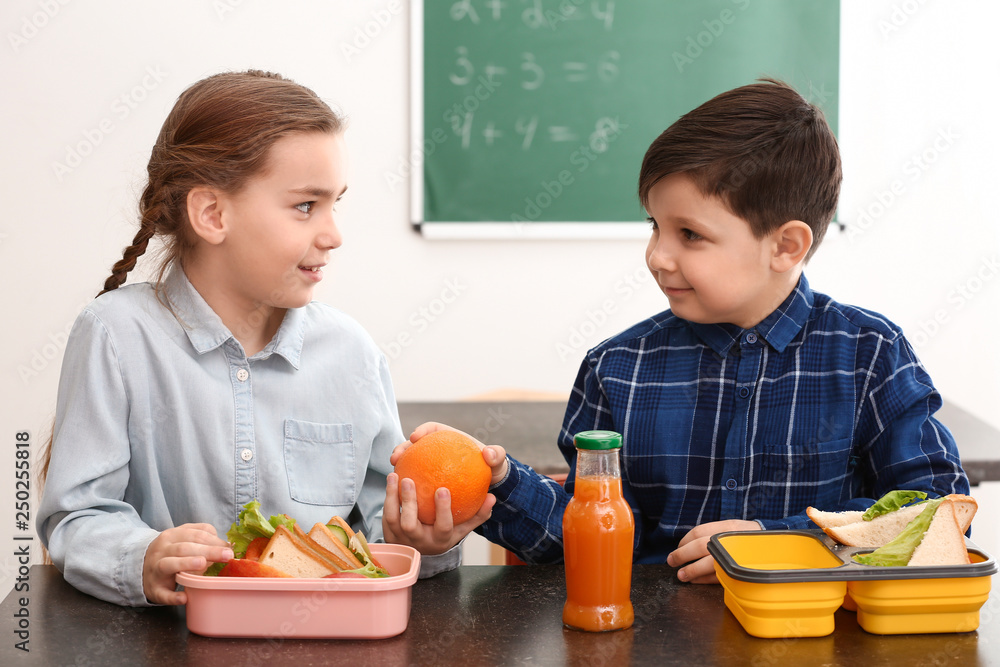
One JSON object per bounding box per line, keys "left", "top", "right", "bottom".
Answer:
{"left": 667, "top": 519, "right": 760, "bottom": 584}
{"left": 143, "top": 523, "right": 233, "bottom": 605}
{"left": 383, "top": 422, "right": 507, "bottom": 555}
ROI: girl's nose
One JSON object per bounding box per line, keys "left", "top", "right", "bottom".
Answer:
{"left": 317, "top": 215, "right": 343, "bottom": 250}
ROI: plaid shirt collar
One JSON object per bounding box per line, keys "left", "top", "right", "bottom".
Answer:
{"left": 689, "top": 274, "right": 814, "bottom": 356}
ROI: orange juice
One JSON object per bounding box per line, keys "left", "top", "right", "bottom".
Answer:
{"left": 562, "top": 430, "right": 634, "bottom": 632}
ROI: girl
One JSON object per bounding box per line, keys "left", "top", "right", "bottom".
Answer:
{"left": 37, "top": 70, "right": 490, "bottom": 606}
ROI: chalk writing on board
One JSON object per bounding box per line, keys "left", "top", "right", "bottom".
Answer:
{"left": 450, "top": 48, "right": 619, "bottom": 89}
{"left": 445, "top": 46, "right": 620, "bottom": 150}
{"left": 450, "top": 0, "right": 617, "bottom": 30}
{"left": 443, "top": 111, "right": 623, "bottom": 151}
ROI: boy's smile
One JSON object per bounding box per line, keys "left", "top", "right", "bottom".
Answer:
{"left": 645, "top": 173, "right": 801, "bottom": 329}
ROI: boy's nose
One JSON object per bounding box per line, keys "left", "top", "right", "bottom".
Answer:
{"left": 647, "top": 241, "right": 677, "bottom": 273}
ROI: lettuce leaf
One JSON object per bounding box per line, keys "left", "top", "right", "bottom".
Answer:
{"left": 853, "top": 498, "right": 942, "bottom": 566}
{"left": 346, "top": 560, "right": 387, "bottom": 578}
{"left": 202, "top": 561, "right": 226, "bottom": 577}
{"left": 269, "top": 513, "right": 296, "bottom": 534}
{"left": 225, "top": 500, "right": 295, "bottom": 559}
{"left": 861, "top": 490, "right": 929, "bottom": 521}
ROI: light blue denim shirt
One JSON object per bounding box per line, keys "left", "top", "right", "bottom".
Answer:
{"left": 38, "top": 267, "right": 456, "bottom": 605}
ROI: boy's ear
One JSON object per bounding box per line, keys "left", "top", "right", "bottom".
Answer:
{"left": 770, "top": 220, "right": 813, "bottom": 273}
{"left": 186, "top": 187, "right": 226, "bottom": 245}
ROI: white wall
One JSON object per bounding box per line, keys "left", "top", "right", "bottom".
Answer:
{"left": 1, "top": 1, "right": 997, "bottom": 587}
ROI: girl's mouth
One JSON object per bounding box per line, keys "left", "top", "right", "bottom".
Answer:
{"left": 299, "top": 265, "right": 324, "bottom": 281}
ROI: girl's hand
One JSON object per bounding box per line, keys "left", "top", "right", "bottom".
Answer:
{"left": 142, "top": 523, "right": 233, "bottom": 605}
{"left": 382, "top": 473, "right": 496, "bottom": 555}
{"left": 666, "top": 519, "right": 761, "bottom": 584}
{"left": 384, "top": 422, "right": 506, "bottom": 555}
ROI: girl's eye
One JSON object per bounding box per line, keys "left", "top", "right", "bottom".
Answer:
{"left": 295, "top": 201, "right": 315, "bottom": 214}
{"left": 646, "top": 216, "right": 658, "bottom": 230}
{"left": 682, "top": 228, "right": 702, "bottom": 241}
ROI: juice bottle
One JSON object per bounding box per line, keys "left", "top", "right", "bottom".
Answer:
{"left": 562, "top": 430, "right": 634, "bottom": 632}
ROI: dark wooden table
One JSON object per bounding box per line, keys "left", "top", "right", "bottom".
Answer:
{"left": 3, "top": 564, "right": 998, "bottom": 665}
{"left": 399, "top": 400, "right": 1000, "bottom": 483}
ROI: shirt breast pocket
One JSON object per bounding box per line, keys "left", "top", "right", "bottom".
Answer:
{"left": 756, "top": 437, "right": 854, "bottom": 511}
{"left": 283, "top": 419, "right": 356, "bottom": 506}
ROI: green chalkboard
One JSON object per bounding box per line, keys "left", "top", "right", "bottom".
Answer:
{"left": 415, "top": 0, "right": 839, "bottom": 230}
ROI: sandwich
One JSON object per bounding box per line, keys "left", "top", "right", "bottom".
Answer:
{"left": 308, "top": 517, "right": 387, "bottom": 573}
{"left": 208, "top": 500, "right": 389, "bottom": 578}
{"left": 807, "top": 490, "right": 977, "bottom": 567}
{"left": 807, "top": 490, "right": 977, "bottom": 547}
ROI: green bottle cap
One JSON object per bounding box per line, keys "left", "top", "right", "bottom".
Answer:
{"left": 573, "top": 430, "right": 622, "bottom": 450}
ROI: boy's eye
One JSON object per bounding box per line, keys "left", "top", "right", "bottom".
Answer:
{"left": 295, "top": 201, "right": 315, "bottom": 214}
{"left": 646, "top": 216, "right": 658, "bottom": 230}
{"left": 681, "top": 228, "right": 702, "bottom": 241}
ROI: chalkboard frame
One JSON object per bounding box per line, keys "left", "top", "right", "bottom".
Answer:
{"left": 411, "top": 1, "right": 839, "bottom": 240}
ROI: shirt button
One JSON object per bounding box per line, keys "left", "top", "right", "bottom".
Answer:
{"left": 236, "top": 368, "right": 249, "bottom": 382}
{"left": 738, "top": 386, "right": 751, "bottom": 399}
{"left": 746, "top": 332, "right": 758, "bottom": 344}
{"left": 240, "top": 448, "right": 253, "bottom": 462}
{"left": 726, "top": 479, "right": 737, "bottom": 490}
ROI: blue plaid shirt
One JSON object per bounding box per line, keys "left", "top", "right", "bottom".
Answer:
{"left": 479, "top": 275, "right": 969, "bottom": 564}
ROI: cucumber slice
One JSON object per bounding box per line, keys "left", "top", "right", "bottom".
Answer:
{"left": 326, "top": 524, "right": 350, "bottom": 547}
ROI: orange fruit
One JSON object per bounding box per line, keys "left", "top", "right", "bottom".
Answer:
{"left": 393, "top": 430, "right": 491, "bottom": 525}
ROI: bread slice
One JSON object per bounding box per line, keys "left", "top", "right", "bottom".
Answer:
{"left": 806, "top": 508, "right": 864, "bottom": 530}
{"left": 908, "top": 499, "right": 971, "bottom": 566}
{"left": 947, "top": 494, "right": 978, "bottom": 533}
{"left": 257, "top": 525, "right": 339, "bottom": 578}
{"left": 297, "top": 523, "right": 363, "bottom": 570}
{"left": 307, "top": 523, "right": 364, "bottom": 568}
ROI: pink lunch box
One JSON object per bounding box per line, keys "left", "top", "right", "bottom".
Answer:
{"left": 176, "top": 543, "right": 421, "bottom": 639}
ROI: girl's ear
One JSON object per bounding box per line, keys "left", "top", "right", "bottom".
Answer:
{"left": 770, "top": 220, "right": 813, "bottom": 273}
{"left": 186, "top": 187, "right": 225, "bottom": 245}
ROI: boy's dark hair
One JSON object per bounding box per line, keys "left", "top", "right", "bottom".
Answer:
{"left": 638, "top": 78, "right": 841, "bottom": 260}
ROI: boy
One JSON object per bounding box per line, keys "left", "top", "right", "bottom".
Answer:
{"left": 385, "top": 79, "right": 969, "bottom": 583}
